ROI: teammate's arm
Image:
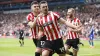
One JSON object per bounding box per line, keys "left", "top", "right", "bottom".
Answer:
{"left": 27, "top": 18, "right": 37, "bottom": 28}
{"left": 69, "top": 22, "right": 83, "bottom": 33}
{"left": 59, "top": 18, "right": 80, "bottom": 29}
{"left": 37, "top": 27, "right": 44, "bottom": 40}
{"left": 68, "top": 28, "right": 79, "bottom": 32}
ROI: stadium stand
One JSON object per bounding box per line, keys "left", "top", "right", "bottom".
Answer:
{"left": 0, "top": 0, "right": 99, "bottom": 39}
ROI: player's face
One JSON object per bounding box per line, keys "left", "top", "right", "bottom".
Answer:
{"left": 72, "top": 10, "right": 75, "bottom": 15}
{"left": 31, "top": 4, "right": 40, "bottom": 13}
{"left": 40, "top": 3, "right": 48, "bottom": 14}
{"left": 67, "top": 10, "right": 75, "bottom": 18}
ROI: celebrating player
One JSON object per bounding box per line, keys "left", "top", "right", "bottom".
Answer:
{"left": 26, "top": 1, "right": 53, "bottom": 56}
{"left": 64, "top": 8, "right": 83, "bottom": 56}
{"left": 37, "top": 1, "right": 81, "bottom": 56}
{"left": 26, "top": 1, "right": 43, "bottom": 56}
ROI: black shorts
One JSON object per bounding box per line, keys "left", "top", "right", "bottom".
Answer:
{"left": 33, "top": 35, "right": 46, "bottom": 48}
{"left": 19, "top": 37, "right": 24, "bottom": 40}
{"left": 65, "top": 38, "right": 79, "bottom": 50}
{"left": 43, "top": 38, "right": 65, "bottom": 54}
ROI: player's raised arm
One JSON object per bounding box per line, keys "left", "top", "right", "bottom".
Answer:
{"left": 52, "top": 12, "right": 80, "bottom": 29}
{"left": 59, "top": 18, "right": 79, "bottom": 29}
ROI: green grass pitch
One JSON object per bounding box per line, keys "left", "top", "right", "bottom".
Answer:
{"left": 0, "top": 38, "right": 100, "bottom": 56}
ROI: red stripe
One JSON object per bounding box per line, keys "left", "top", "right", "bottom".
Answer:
{"left": 27, "top": 15, "right": 31, "bottom": 21}
{"left": 41, "top": 17, "right": 50, "bottom": 40}
{"left": 71, "top": 31, "right": 74, "bottom": 39}
{"left": 69, "top": 32, "right": 72, "bottom": 39}
{"left": 48, "top": 27, "right": 54, "bottom": 40}
{"left": 44, "top": 28, "right": 50, "bottom": 40}
{"left": 49, "top": 16, "right": 55, "bottom": 40}
{"left": 27, "top": 12, "right": 39, "bottom": 39}
{"left": 53, "top": 15, "right": 59, "bottom": 39}
{"left": 67, "top": 18, "right": 80, "bottom": 39}
{"left": 68, "top": 31, "right": 71, "bottom": 39}
{"left": 74, "top": 18, "right": 76, "bottom": 22}
{"left": 31, "top": 13, "right": 34, "bottom": 21}
{"left": 74, "top": 32, "right": 77, "bottom": 39}
{"left": 45, "top": 16, "right": 53, "bottom": 40}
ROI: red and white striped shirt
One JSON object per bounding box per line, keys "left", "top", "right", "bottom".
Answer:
{"left": 67, "top": 18, "right": 80, "bottom": 39}
{"left": 37, "top": 11, "right": 61, "bottom": 41}
{"left": 26, "top": 12, "right": 39, "bottom": 39}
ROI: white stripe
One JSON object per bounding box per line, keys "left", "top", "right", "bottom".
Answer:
{"left": 34, "top": 17, "right": 38, "bottom": 37}
{"left": 26, "top": 14, "right": 32, "bottom": 21}
{"left": 70, "top": 32, "right": 72, "bottom": 39}
{"left": 33, "top": 30, "right": 35, "bottom": 38}
{"left": 76, "top": 33, "right": 79, "bottom": 38}
{"left": 67, "top": 32, "right": 69, "bottom": 39}
{"left": 73, "top": 20, "right": 77, "bottom": 39}
{"left": 26, "top": 15, "right": 29, "bottom": 21}
{"left": 72, "top": 32, "right": 75, "bottom": 39}
{"left": 67, "top": 19, "right": 70, "bottom": 39}
{"left": 38, "top": 17, "right": 41, "bottom": 25}
{"left": 48, "top": 13, "right": 56, "bottom": 40}
{"left": 43, "top": 17, "right": 51, "bottom": 41}
{"left": 51, "top": 12, "right": 61, "bottom": 39}
{"left": 38, "top": 17, "right": 47, "bottom": 39}
{"left": 47, "top": 15, "right": 53, "bottom": 40}
{"left": 76, "top": 19, "right": 79, "bottom": 38}
{"left": 67, "top": 19, "right": 72, "bottom": 39}
{"left": 72, "top": 20, "right": 75, "bottom": 39}
{"left": 53, "top": 12, "right": 60, "bottom": 18}
{"left": 29, "top": 14, "right": 33, "bottom": 21}
{"left": 47, "top": 16, "right": 52, "bottom": 29}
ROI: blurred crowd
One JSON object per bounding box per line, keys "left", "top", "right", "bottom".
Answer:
{"left": 0, "top": 4, "right": 100, "bottom": 38}
{"left": 0, "top": 13, "right": 29, "bottom": 36}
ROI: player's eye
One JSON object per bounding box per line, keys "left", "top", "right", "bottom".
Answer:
{"left": 34, "top": 6, "right": 40, "bottom": 8}
{"left": 37, "top": 6, "right": 40, "bottom": 8}
{"left": 43, "top": 6, "right": 47, "bottom": 8}
{"left": 34, "top": 6, "right": 36, "bottom": 8}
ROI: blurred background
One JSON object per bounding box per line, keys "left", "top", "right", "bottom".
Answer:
{"left": 0, "top": 0, "right": 99, "bottom": 39}
{"left": 0, "top": 0, "right": 100, "bottom": 56}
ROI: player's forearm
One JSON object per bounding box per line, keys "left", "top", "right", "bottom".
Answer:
{"left": 70, "top": 29, "right": 79, "bottom": 32}
{"left": 69, "top": 25, "right": 83, "bottom": 33}
{"left": 38, "top": 31, "right": 43, "bottom": 38}
{"left": 65, "top": 21, "right": 77, "bottom": 29}
{"left": 27, "top": 19, "right": 37, "bottom": 28}
{"left": 59, "top": 18, "right": 77, "bottom": 29}
{"left": 28, "top": 22, "right": 35, "bottom": 28}
{"left": 37, "top": 30, "right": 44, "bottom": 39}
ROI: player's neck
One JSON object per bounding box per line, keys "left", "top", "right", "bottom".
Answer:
{"left": 32, "top": 12, "right": 39, "bottom": 17}
{"left": 43, "top": 12, "right": 49, "bottom": 16}
{"left": 72, "top": 17, "right": 75, "bottom": 20}
{"left": 69, "top": 16, "right": 75, "bottom": 20}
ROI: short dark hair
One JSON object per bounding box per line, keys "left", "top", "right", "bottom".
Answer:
{"left": 39, "top": 1, "right": 47, "bottom": 5}
{"left": 31, "top": 1, "right": 38, "bottom": 6}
